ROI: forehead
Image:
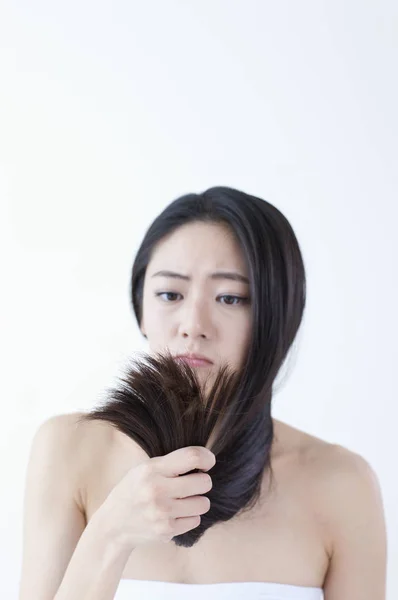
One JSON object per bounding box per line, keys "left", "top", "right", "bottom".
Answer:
{"left": 147, "top": 221, "right": 248, "bottom": 273}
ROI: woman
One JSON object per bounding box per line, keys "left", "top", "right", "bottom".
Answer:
{"left": 19, "top": 187, "right": 387, "bottom": 600}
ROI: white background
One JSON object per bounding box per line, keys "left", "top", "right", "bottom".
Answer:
{"left": 0, "top": 1, "right": 396, "bottom": 598}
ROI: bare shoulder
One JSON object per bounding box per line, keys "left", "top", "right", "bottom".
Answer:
{"left": 32, "top": 413, "right": 120, "bottom": 505}
{"left": 47, "top": 410, "right": 133, "bottom": 458}
{"left": 36, "top": 412, "right": 100, "bottom": 510}
{"left": 273, "top": 419, "right": 386, "bottom": 553}
{"left": 301, "top": 434, "right": 386, "bottom": 562}
{"left": 63, "top": 412, "right": 150, "bottom": 505}
{"left": 69, "top": 411, "right": 149, "bottom": 461}
{"left": 304, "top": 433, "right": 384, "bottom": 506}
{"left": 35, "top": 411, "right": 90, "bottom": 456}
{"left": 305, "top": 440, "right": 387, "bottom": 595}
{"left": 273, "top": 417, "right": 378, "bottom": 476}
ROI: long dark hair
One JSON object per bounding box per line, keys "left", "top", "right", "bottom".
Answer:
{"left": 78, "top": 186, "right": 307, "bottom": 547}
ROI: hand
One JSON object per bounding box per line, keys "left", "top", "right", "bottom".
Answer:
{"left": 97, "top": 446, "right": 216, "bottom": 550}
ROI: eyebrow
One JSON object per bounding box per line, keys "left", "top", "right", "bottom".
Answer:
{"left": 151, "top": 270, "right": 250, "bottom": 284}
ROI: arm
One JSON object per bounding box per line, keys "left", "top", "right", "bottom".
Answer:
{"left": 18, "top": 414, "right": 134, "bottom": 600}
{"left": 319, "top": 445, "right": 387, "bottom": 599}
{"left": 54, "top": 509, "right": 134, "bottom": 600}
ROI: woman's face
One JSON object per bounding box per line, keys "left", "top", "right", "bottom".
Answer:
{"left": 140, "top": 221, "right": 253, "bottom": 392}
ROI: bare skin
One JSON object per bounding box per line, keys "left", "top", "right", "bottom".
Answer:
{"left": 18, "top": 219, "right": 387, "bottom": 598}
{"left": 75, "top": 414, "right": 333, "bottom": 588}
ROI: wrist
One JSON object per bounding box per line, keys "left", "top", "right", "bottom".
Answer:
{"left": 90, "top": 503, "right": 136, "bottom": 555}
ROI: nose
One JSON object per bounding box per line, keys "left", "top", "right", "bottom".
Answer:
{"left": 178, "top": 296, "right": 211, "bottom": 340}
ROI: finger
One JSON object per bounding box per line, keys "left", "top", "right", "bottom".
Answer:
{"left": 170, "top": 495, "right": 211, "bottom": 519}
{"left": 166, "top": 471, "right": 213, "bottom": 499}
{"left": 154, "top": 446, "right": 216, "bottom": 477}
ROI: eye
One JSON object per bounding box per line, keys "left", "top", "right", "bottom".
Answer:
{"left": 155, "top": 292, "right": 182, "bottom": 302}
{"left": 218, "top": 295, "right": 250, "bottom": 306}
{"left": 154, "top": 292, "right": 250, "bottom": 306}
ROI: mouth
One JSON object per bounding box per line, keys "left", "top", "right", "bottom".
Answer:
{"left": 175, "top": 354, "right": 214, "bottom": 367}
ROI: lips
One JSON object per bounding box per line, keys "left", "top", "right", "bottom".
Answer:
{"left": 175, "top": 353, "right": 213, "bottom": 366}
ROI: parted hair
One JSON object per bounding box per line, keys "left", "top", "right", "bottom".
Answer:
{"left": 78, "top": 186, "right": 307, "bottom": 548}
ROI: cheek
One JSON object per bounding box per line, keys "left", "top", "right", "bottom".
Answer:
{"left": 225, "top": 318, "right": 251, "bottom": 362}
{"left": 145, "top": 309, "right": 173, "bottom": 343}
{"left": 226, "top": 313, "right": 250, "bottom": 340}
